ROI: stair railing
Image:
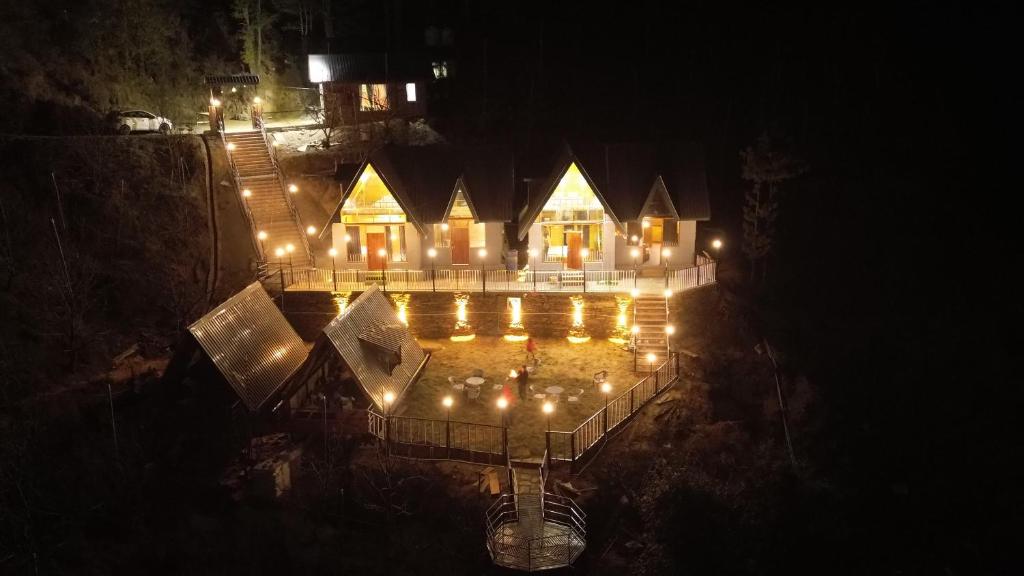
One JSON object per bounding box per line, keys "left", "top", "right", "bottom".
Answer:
{"left": 259, "top": 125, "right": 314, "bottom": 267}
{"left": 219, "top": 131, "right": 266, "bottom": 267}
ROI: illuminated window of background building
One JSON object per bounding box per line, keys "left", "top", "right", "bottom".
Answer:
{"left": 359, "top": 83, "right": 389, "bottom": 111}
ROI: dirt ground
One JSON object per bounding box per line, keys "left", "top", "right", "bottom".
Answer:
{"left": 396, "top": 336, "right": 640, "bottom": 459}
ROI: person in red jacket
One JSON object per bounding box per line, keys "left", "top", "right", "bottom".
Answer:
{"left": 525, "top": 337, "right": 539, "bottom": 367}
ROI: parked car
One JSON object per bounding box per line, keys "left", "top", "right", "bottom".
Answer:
{"left": 109, "top": 110, "right": 173, "bottom": 135}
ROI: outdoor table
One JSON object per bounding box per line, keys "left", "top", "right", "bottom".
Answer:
{"left": 466, "top": 376, "right": 486, "bottom": 386}
{"left": 545, "top": 385, "right": 564, "bottom": 394}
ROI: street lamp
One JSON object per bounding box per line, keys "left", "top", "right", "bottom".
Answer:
{"left": 600, "top": 382, "right": 612, "bottom": 435}
{"left": 443, "top": 395, "right": 453, "bottom": 456}
{"left": 328, "top": 247, "right": 338, "bottom": 291}
{"left": 665, "top": 325, "right": 675, "bottom": 357}
{"left": 580, "top": 247, "right": 589, "bottom": 293}
{"left": 427, "top": 247, "right": 437, "bottom": 292}
{"left": 630, "top": 247, "right": 640, "bottom": 287}
{"left": 257, "top": 230, "right": 267, "bottom": 256}
{"left": 286, "top": 243, "right": 295, "bottom": 285}
{"left": 377, "top": 248, "right": 388, "bottom": 293}
{"left": 543, "top": 401, "right": 554, "bottom": 458}
{"left": 275, "top": 247, "right": 286, "bottom": 308}
{"left": 528, "top": 248, "right": 538, "bottom": 292}
{"left": 662, "top": 247, "right": 671, "bottom": 287}
{"left": 478, "top": 248, "right": 487, "bottom": 294}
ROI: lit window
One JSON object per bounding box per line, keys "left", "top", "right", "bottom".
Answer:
{"left": 359, "top": 84, "right": 389, "bottom": 111}
{"left": 406, "top": 83, "right": 417, "bottom": 102}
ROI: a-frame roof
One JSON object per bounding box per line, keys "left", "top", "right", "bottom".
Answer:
{"left": 188, "top": 282, "right": 307, "bottom": 412}
{"left": 639, "top": 176, "right": 680, "bottom": 220}
{"left": 516, "top": 143, "right": 623, "bottom": 240}
{"left": 321, "top": 286, "right": 427, "bottom": 409}
{"left": 442, "top": 182, "right": 480, "bottom": 222}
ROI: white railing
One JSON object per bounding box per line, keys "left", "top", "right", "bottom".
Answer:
{"left": 282, "top": 267, "right": 641, "bottom": 293}
{"left": 668, "top": 260, "right": 716, "bottom": 291}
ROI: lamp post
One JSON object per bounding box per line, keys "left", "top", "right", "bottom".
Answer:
{"left": 662, "top": 247, "right": 671, "bottom": 287}
{"left": 497, "top": 396, "right": 509, "bottom": 480}
{"left": 382, "top": 391, "right": 395, "bottom": 458}
{"left": 528, "top": 248, "right": 537, "bottom": 292}
{"left": 317, "top": 392, "right": 329, "bottom": 474}
{"left": 631, "top": 324, "right": 640, "bottom": 370}
{"left": 543, "top": 401, "right": 554, "bottom": 464}
{"left": 257, "top": 230, "right": 267, "bottom": 258}
{"left": 580, "top": 247, "right": 589, "bottom": 293}
{"left": 427, "top": 247, "right": 437, "bottom": 292}
{"left": 630, "top": 247, "right": 640, "bottom": 288}
{"left": 479, "top": 248, "right": 487, "bottom": 294}
{"left": 286, "top": 243, "right": 295, "bottom": 285}
{"left": 442, "top": 395, "right": 453, "bottom": 458}
{"left": 242, "top": 188, "right": 252, "bottom": 211}
{"left": 377, "top": 248, "right": 388, "bottom": 293}
{"left": 665, "top": 324, "right": 675, "bottom": 358}
{"left": 600, "top": 382, "right": 612, "bottom": 436}
{"left": 328, "top": 248, "right": 338, "bottom": 291}
{"left": 647, "top": 352, "right": 657, "bottom": 376}
{"left": 275, "top": 247, "right": 286, "bottom": 310}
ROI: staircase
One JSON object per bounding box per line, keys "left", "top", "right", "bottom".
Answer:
{"left": 224, "top": 130, "right": 312, "bottom": 269}
{"left": 633, "top": 295, "right": 668, "bottom": 362}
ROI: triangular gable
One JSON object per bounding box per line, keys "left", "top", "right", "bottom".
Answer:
{"left": 517, "top": 154, "right": 623, "bottom": 240}
{"left": 320, "top": 160, "right": 427, "bottom": 238}
{"left": 639, "top": 176, "right": 680, "bottom": 219}
{"left": 442, "top": 179, "right": 480, "bottom": 222}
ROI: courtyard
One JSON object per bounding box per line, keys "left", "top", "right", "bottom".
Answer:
{"left": 394, "top": 336, "right": 645, "bottom": 459}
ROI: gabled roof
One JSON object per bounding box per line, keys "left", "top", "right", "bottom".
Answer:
{"left": 639, "top": 176, "right": 680, "bottom": 220}
{"left": 516, "top": 140, "right": 711, "bottom": 238}
{"left": 516, "top": 143, "right": 623, "bottom": 240}
{"left": 188, "top": 283, "right": 307, "bottom": 412}
{"left": 442, "top": 184, "right": 479, "bottom": 222}
{"left": 322, "top": 287, "right": 427, "bottom": 409}
{"left": 322, "top": 145, "right": 514, "bottom": 238}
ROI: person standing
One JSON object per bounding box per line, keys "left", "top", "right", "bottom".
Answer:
{"left": 517, "top": 365, "right": 530, "bottom": 401}
{"left": 525, "top": 337, "right": 539, "bottom": 367}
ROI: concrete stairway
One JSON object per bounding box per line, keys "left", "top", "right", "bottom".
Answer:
{"left": 633, "top": 295, "right": 668, "bottom": 362}
{"left": 225, "top": 131, "right": 311, "bottom": 268}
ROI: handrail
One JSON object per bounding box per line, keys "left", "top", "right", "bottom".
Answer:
{"left": 485, "top": 491, "right": 586, "bottom": 568}
{"left": 259, "top": 125, "right": 314, "bottom": 266}
{"left": 219, "top": 130, "right": 266, "bottom": 264}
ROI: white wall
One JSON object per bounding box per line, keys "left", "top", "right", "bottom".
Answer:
{"left": 330, "top": 222, "right": 422, "bottom": 269}
{"left": 612, "top": 220, "right": 698, "bottom": 270}
{"left": 420, "top": 222, "right": 506, "bottom": 268}
{"left": 525, "top": 218, "right": 616, "bottom": 271}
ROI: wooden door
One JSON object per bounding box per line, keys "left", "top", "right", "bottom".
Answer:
{"left": 451, "top": 226, "right": 470, "bottom": 265}
{"left": 566, "top": 232, "right": 583, "bottom": 270}
{"left": 366, "top": 233, "right": 386, "bottom": 269}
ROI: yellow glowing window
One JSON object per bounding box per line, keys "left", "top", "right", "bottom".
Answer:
{"left": 539, "top": 163, "right": 605, "bottom": 223}
{"left": 341, "top": 164, "right": 407, "bottom": 224}
{"left": 359, "top": 84, "right": 389, "bottom": 111}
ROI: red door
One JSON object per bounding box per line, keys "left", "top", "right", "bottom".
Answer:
{"left": 566, "top": 232, "right": 583, "bottom": 270}
{"left": 366, "top": 233, "right": 386, "bottom": 269}
{"left": 451, "top": 227, "right": 470, "bottom": 265}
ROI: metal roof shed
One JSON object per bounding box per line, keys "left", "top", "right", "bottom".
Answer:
{"left": 188, "top": 283, "right": 307, "bottom": 412}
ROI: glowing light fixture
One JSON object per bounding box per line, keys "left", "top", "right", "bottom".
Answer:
{"left": 253, "top": 96, "right": 262, "bottom": 104}
{"left": 631, "top": 325, "right": 640, "bottom": 334}
{"left": 210, "top": 98, "right": 221, "bottom": 107}
{"left": 288, "top": 184, "right": 299, "bottom": 193}
{"left": 391, "top": 293, "right": 410, "bottom": 326}
{"left": 663, "top": 288, "right": 673, "bottom": 298}
{"left": 242, "top": 188, "right": 251, "bottom": 197}
{"left": 427, "top": 247, "right": 437, "bottom": 258}
{"left": 504, "top": 297, "right": 528, "bottom": 342}
{"left": 642, "top": 220, "right": 650, "bottom": 228}
{"left": 662, "top": 248, "right": 671, "bottom": 258}
{"left": 442, "top": 396, "right": 454, "bottom": 408}
{"left": 226, "top": 142, "right": 236, "bottom": 151}
{"left": 567, "top": 295, "right": 590, "bottom": 343}
{"left": 383, "top": 391, "right": 395, "bottom": 405}
{"left": 712, "top": 238, "right": 723, "bottom": 250}
{"left": 377, "top": 248, "right": 387, "bottom": 258}
{"left": 665, "top": 325, "right": 675, "bottom": 335}
{"left": 451, "top": 293, "right": 475, "bottom": 341}
{"left": 328, "top": 247, "right": 338, "bottom": 257}
{"left": 646, "top": 353, "right": 657, "bottom": 364}
{"left": 307, "top": 225, "right": 317, "bottom": 235}
{"left": 344, "top": 234, "right": 352, "bottom": 243}
{"left": 609, "top": 295, "right": 632, "bottom": 344}
{"left": 630, "top": 235, "right": 639, "bottom": 244}
{"left": 441, "top": 222, "right": 449, "bottom": 231}
{"left": 286, "top": 244, "right": 295, "bottom": 254}
{"left": 630, "top": 287, "right": 640, "bottom": 298}
{"left": 478, "top": 248, "right": 487, "bottom": 258}
{"left": 542, "top": 401, "right": 554, "bottom": 415}
{"left": 600, "top": 382, "right": 612, "bottom": 395}
{"left": 496, "top": 397, "right": 508, "bottom": 410}
{"left": 257, "top": 231, "right": 268, "bottom": 241}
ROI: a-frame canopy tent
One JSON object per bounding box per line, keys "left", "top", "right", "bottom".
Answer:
{"left": 319, "top": 286, "right": 427, "bottom": 410}
{"left": 188, "top": 282, "right": 307, "bottom": 413}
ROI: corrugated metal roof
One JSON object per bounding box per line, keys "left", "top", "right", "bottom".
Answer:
{"left": 308, "top": 53, "right": 434, "bottom": 83}
{"left": 188, "top": 283, "right": 306, "bottom": 412}
{"left": 359, "top": 325, "right": 405, "bottom": 355}
{"left": 204, "top": 74, "right": 261, "bottom": 86}
{"left": 323, "top": 286, "right": 425, "bottom": 409}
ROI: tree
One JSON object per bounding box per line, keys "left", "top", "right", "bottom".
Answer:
{"left": 233, "top": 0, "right": 279, "bottom": 76}
{"left": 740, "top": 131, "right": 808, "bottom": 282}
{"left": 274, "top": 0, "right": 316, "bottom": 82}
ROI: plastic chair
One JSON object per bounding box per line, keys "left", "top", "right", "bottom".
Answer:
{"left": 467, "top": 385, "right": 481, "bottom": 401}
